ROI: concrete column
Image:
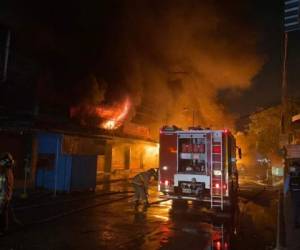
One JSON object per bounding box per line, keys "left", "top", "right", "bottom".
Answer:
{"left": 140, "top": 150, "right": 144, "bottom": 169}
{"left": 30, "top": 134, "right": 38, "bottom": 185}
{"left": 104, "top": 143, "right": 112, "bottom": 173}
{"left": 102, "top": 143, "right": 112, "bottom": 191}
{"left": 124, "top": 145, "right": 131, "bottom": 170}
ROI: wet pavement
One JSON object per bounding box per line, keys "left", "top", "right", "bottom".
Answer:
{"left": 1, "top": 177, "right": 277, "bottom": 250}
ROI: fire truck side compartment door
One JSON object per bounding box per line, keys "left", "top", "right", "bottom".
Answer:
{"left": 159, "top": 132, "right": 177, "bottom": 185}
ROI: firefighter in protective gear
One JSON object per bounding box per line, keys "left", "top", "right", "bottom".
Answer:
{"left": 0, "top": 153, "right": 14, "bottom": 235}
{"left": 132, "top": 168, "right": 157, "bottom": 208}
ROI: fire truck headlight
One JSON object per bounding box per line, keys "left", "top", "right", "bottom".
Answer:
{"left": 213, "top": 170, "right": 222, "bottom": 176}
{"left": 162, "top": 165, "right": 168, "bottom": 171}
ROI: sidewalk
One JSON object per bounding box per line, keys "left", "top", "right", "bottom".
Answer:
{"left": 284, "top": 193, "right": 300, "bottom": 250}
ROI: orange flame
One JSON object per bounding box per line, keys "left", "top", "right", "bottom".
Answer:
{"left": 100, "top": 98, "right": 131, "bottom": 129}
{"left": 70, "top": 97, "right": 131, "bottom": 130}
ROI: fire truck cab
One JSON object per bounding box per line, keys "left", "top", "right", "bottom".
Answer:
{"left": 159, "top": 126, "right": 239, "bottom": 210}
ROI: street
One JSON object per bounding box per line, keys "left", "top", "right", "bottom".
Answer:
{"left": 1, "top": 176, "right": 277, "bottom": 250}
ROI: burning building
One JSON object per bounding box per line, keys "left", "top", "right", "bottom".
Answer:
{"left": 70, "top": 97, "right": 131, "bottom": 130}
{"left": 0, "top": 1, "right": 267, "bottom": 190}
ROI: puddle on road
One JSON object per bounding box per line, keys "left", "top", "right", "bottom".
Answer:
{"left": 237, "top": 197, "right": 277, "bottom": 250}
{"left": 67, "top": 183, "right": 277, "bottom": 250}
{"left": 124, "top": 201, "right": 237, "bottom": 250}
{"left": 0, "top": 188, "right": 276, "bottom": 250}
{"left": 122, "top": 191, "right": 276, "bottom": 250}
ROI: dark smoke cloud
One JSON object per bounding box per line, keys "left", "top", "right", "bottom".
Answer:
{"left": 1, "top": 0, "right": 264, "bottom": 133}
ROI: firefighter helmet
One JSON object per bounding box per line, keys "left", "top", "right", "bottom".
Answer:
{"left": 0, "top": 152, "right": 14, "bottom": 168}
{"left": 148, "top": 168, "right": 158, "bottom": 179}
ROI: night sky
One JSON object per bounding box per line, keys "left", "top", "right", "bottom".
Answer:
{"left": 219, "top": 0, "right": 300, "bottom": 116}
{"left": 0, "top": 0, "right": 299, "bottom": 129}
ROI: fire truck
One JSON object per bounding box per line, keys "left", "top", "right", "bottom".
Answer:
{"left": 159, "top": 126, "right": 240, "bottom": 210}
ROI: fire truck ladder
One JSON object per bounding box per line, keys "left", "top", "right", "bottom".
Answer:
{"left": 210, "top": 133, "right": 224, "bottom": 210}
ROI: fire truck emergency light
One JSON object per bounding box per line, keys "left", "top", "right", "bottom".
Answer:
{"left": 214, "top": 183, "right": 227, "bottom": 190}
{"left": 162, "top": 166, "right": 168, "bottom": 171}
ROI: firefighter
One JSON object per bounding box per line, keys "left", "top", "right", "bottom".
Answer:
{"left": 132, "top": 168, "right": 157, "bottom": 209}
{"left": 0, "top": 153, "right": 14, "bottom": 235}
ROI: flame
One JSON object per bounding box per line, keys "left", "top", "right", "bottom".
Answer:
{"left": 70, "top": 97, "right": 131, "bottom": 130}
{"left": 102, "top": 120, "right": 117, "bottom": 130}
{"left": 100, "top": 97, "right": 131, "bottom": 129}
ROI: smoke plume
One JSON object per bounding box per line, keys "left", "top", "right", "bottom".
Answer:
{"left": 2, "top": 0, "right": 264, "bottom": 135}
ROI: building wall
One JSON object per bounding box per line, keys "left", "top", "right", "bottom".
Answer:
{"left": 97, "top": 155, "right": 105, "bottom": 174}
{"left": 129, "top": 143, "right": 159, "bottom": 175}
{"left": 36, "top": 133, "right": 99, "bottom": 192}
{"left": 0, "top": 132, "right": 32, "bottom": 181}
{"left": 97, "top": 140, "right": 159, "bottom": 179}
{"left": 111, "top": 144, "right": 128, "bottom": 170}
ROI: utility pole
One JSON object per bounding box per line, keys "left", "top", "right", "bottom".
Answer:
{"left": 281, "top": 32, "right": 288, "bottom": 136}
